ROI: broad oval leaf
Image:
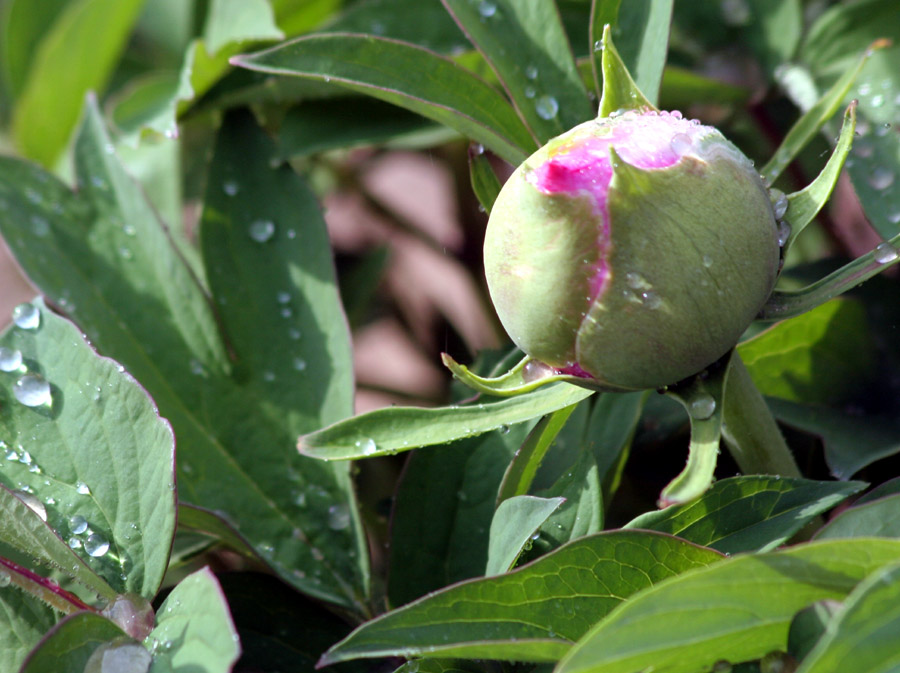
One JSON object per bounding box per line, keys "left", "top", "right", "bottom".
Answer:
{"left": 626, "top": 476, "right": 866, "bottom": 554}
{"left": 321, "top": 531, "right": 723, "bottom": 665}
{"left": 485, "top": 495, "right": 565, "bottom": 576}
{"left": 230, "top": 33, "right": 537, "bottom": 165}
{"left": 555, "top": 539, "right": 900, "bottom": 673}
{"left": 815, "top": 493, "right": 900, "bottom": 540}
{"left": 0, "top": 298, "right": 176, "bottom": 598}
{"left": 19, "top": 612, "right": 127, "bottom": 673}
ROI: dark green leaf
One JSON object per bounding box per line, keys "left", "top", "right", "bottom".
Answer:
{"left": 743, "top": 0, "right": 801, "bottom": 74}
{"left": 0, "top": 101, "right": 368, "bottom": 610}
{"left": 795, "top": 560, "right": 900, "bottom": 672}
{"left": 815, "top": 493, "right": 900, "bottom": 540}
{"left": 146, "top": 567, "right": 240, "bottom": 673}
{"left": 739, "top": 299, "right": 874, "bottom": 405}
{"left": 467, "top": 144, "right": 503, "bottom": 213}
{"left": 443, "top": 0, "right": 592, "bottom": 142}
{"left": 614, "top": 0, "right": 673, "bottom": 106}
{"left": 626, "top": 476, "right": 866, "bottom": 554}
{"left": 0, "top": 299, "right": 176, "bottom": 598}
{"left": 485, "top": 496, "right": 565, "bottom": 576}
{"left": 298, "top": 384, "right": 594, "bottom": 460}
{"left": 387, "top": 427, "right": 529, "bottom": 607}
{"left": 0, "top": 581, "right": 59, "bottom": 672}
{"left": 19, "top": 612, "right": 126, "bottom": 673}
{"left": 583, "top": 391, "right": 646, "bottom": 486}
{"left": 231, "top": 33, "right": 536, "bottom": 165}
{"left": 322, "top": 531, "right": 722, "bottom": 665}
{"left": 10, "top": 0, "right": 145, "bottom": 166}
{"left": 555, "top": 539, "right": 900, "bottom": 673}
{"left": 532, "top": 451, "right": 602, "bottom": 550}
{"left": 788, "top": 600, "right": 842, "bottom": 662}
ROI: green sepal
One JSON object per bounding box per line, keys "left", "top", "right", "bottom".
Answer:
{"left": 781, "top": 101, "right": 857, "bottom": 255}
{"left": 598, "top": 24, "right": 655, "bottom": 118}
{"left": 660, "top": 353, "right": 729, "bottom": 506}
{"left": 441, "top": 353, "right": 625, "bottom": 397}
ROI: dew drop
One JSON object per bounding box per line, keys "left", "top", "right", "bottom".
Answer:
{"left": 689, "top": 393, "right": 717, "bottom": 420}
{"left": 625, "top": 271, "right": 651, "bottom": 290}
{"left": 85, "top": 533, "right": 110, "bottom": 557}
{"left": 593, "top": 39, "right": 603, "bottom": 52}
{"left": 499, "top": 424, "right": 510, "bottom": 434}
{"left": 869, "top": 167, "right": 894, "bottom": 190}
{"left": 276, "top": 291, "right": 291, "bottom": 304}
{"left": 262, "top": 371, "right": 275, "bottom": 382}
{"left": 30, "top": 215, "right": 50, "bottom": 237}
{"left": 12, "top": 303, "right": 40, "bottom": 330}
{"left": 327, "top": 504, "right": 351, "bottom": 530}
{"left": 702, "top": 255, "right": 714, "bottom": 268}
{"left": 535, "top": 96, "right": 559, "bottom": 120}
{"left": 14, "top": 490, "right": 47, "bottom": 521}
{"left": 118, "top": 246, "right": 133, "bottom": 260}
{"left": 355, "top": 437, "right": 377, "bottom": 455}
{"left": 776, "top": 220, "right": 792, "bottom": 247}
{"left": 524, "top": 85, "right": 536, "bottom": 99}
{"left": 222, "top": 180, "right": 240, "bottom": 196}
{"left": 288, "top": 328, "right": 301, "bottom": 340}
{"left": 280, "top": 307, "right": 293, "bottom": 318}
{"left": 874, "top": 242, "right": 898, "bottom": 264}
{"left": 871, "top": 94, "right": 885, "bottom": 108}
{"left": 70, "top": 514, "right": 89, "bottom": 534}
{"left": 522, "top": 359, "right": 554, "bottom": 382}
{"left": 292, "top": 357, "right": 307, "bottom": 371}
{"left": 769, "top": 189, "right": 789, "bottom": 219}
{"left": 0, "top": 571, "right": 10, "bottom": 588}
{"left": 75, "top": 481, "right": 92, "bottom": 496}
{"left": 0, "top": 347, "right": 23, "bottom": 372}
{"left": 524, "top": 65, "right": 538, "bottom": 80}
{"left": 122, "top": 223, "right": 136, "bottom": 236}
{"left": 477, "top": 0, "right": 497, "bottom": 18}
{"left": 641, "top": 290, "right": 662, "bottom": 309}
{"left": 14, "top": 374, "right": 51, "bottom": 407}
{"left": 248, "top": 219, "right": 276, "bottom": 242}
{"left": 670, "top": 133, "right": 693, "bottom": 156}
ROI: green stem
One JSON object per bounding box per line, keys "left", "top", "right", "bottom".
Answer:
{"left": 721, "top": 354, "right": 801, "bottom": 477}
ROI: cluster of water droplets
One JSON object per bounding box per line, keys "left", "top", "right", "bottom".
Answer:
{"left": 622, "top": 272, "right": 662, "bottom": 310}
{"left": 1, "top": 303, "right": 53, "bottom": 408}
{"left": 67, "top": 511, "right": 111, "bottom": 558}
{"left": 766, "top": 188, "right": 792, "bottom": 248}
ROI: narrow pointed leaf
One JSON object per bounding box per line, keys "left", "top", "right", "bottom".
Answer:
{"left": 796, "top": 560, "right": 900, "bottom": 672}
{"left": 660, "top": 360, "right": 726, "bottom": 506}
{"left": 761, "top": 40, "right": 885, "bottom": 184}
{"left": 627, "top": 476, "right": 866, "bottom": 554}
{"left": 19, "top": 612, "right": 127, "bottom": 673}
{"left": 608, "top": 0, "right": 674, "bottom": 106}
{"left": 589, "top": 0, "right": 622, "bottom": 98}
{"left": 0, "top": 557, "right": 91, "bottom": 615}
{"left": 782, "top": 102, "right": 857, "bottom": 253}
{"left": 467, "top": 144, "right": 503, "bottom": 213}
{"left": 146, "top": 567, "right": 240, "bottom": 673}
{"left": 497, "top": 405, "right": 579, "bottom": 504}
{"left": 0, "top": 299, "right": 175, "bottom": 598}
{"left": 442, "top": 0, "right": 592, "bottom": 142}
{"left": 598, "top": 25, "right": 655, "bottom": 118}
{"left": 321, "top": 531, "right": 723, "bottom": 665}
{"left": 555, "top": 539, "right": 900, "bottom": 673}
{"left": 299, "top": 384, "right": 594, "bottom": 460}
{"left": 231, "top": 33, "right": 536, "bottom": 165}
{"left": 0, "top": 101, "right": 368, "bottom": 610}
{"left": 442, "top": 354, "right": 604, "bottom": 397}
{"left": 485, "top": 496, "right": 565, "bottom": 576}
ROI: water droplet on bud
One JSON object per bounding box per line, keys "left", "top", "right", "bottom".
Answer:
{"left": 522, "top": 360, "right": 554, "bottom": 382}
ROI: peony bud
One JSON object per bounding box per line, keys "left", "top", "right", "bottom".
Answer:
{"left": 484, "top": 109, "right": 781, "bottom": 391}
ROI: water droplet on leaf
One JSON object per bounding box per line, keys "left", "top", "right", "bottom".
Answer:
{"left": 535, "top": 96, "right": 559, "bottom": 120}
{"left": 12, "top": 303, "right": 40, "bottom": 330}
{"left": 327, "top": 504, "right": 351, "bottom": 530}
{"left": 477, "top": 0, "right": 497, "bottom": 18}
{"left": 248, "top": 219, "right": 276, "bottom": 242}
{"left": 76, "top": 481, "right": 92, "bottom": 496}
{"left": 14, "top": 490, "right": 47, "bottom": 521}
{"left": 85, "top": 533, "right": 110, "bottom": 557}
{"left": 0, "top": 347, "right": 23, "bottom": 372}
{"left": 689, "top": 393, "right": 717, "bottom": 420}
{"left": 874, "top": 242, "right": 898, "bottom": 264}
{"left": 14, "top": 374, "right": 51, "bottom": 407}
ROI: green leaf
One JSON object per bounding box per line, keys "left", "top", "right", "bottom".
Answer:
{"left": 761, "top": 39, "right": 883, "bottom": 184}
{"left": 10, "top": 0, "right": 145, "bottom": 167}
{"left": 176, "top": 505, "right": 259, "bottom": 561}
{"left": 230, "top": 33, "right": 536, "bottom": 165}
{"left": 442, "top": 354, "right": 607, "bottom": 397}
{"left": 146, "top": 567, "right": 240, "bottom": 673}
{"left": 795, "top": 560, "right": 900, "bottom": 672}
{"left": 659, "top": 360, "right": 727, "bottom": 507}
{"left": 555, "top": 539, "right": 900, "bottom": 673}
{"left": 19, "top": 612, "right": 126, "bottom": 673}
{"left": 743, "top": 0, "right": 802, "bottom": 74}
{"left": 780, "top": 102, "right": 856, "bottom": 254}
{"left": 815, "top": 494, "right": 900, "bottom": 540}
{"left": 788, "top": 600, "right": 842, "bottom": 662}
{"left": 626, "top": 476, "right": 866, "bottom": 554}
{"left": 387, "top": 427, "right": 528, "bottom": 607}
{"left": 467, "top": 143, "right": 503, "bottom": 213}
{"left": 276, "top": 98, "right": 438, "bottom": 159}
{"left": 0, "top": 299, "right": 176, "bottom": 598}
{"left": 0, "top": 0, "right": 69, "bottom": 99}
{"left": 0, "top": 581, "right": 59, "bottom": 672}
{"left": 588, "top": 0, "right": 621, "bottom": 98}
{"left": 497, "top": 405, "right": 579, "bottom": 504}
{"left": 299, "top": 383, "right": 594, "bottom": 460}
{"left": 485, "top": 496, "right": 565, "bottom": 576}
{"left": 613, "top": 0, "right": 673, "bottom": 106}
{"left": 739, "top": 298, "right": 874, "bottom": 404}
{"left": 321, "top": 531, "right": 723, "bottom": 665}
{"left": 203, "top": 0, "right": 283, "bottom": 55}
{"left": 0, "top": 101, "right": 367, "bottom": 610}
{"left": 443, "top": 0, "right": 592, "bottom": 142}
{"left": 598, "top": 25, "right": 654, "bottom": 118}
{"left": 533, "top": 451, "right": 603, "bottom": 550}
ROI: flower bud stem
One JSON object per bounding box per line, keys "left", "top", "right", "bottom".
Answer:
{"left": 722, "top": 354, "right": 801, "bottom": 478}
